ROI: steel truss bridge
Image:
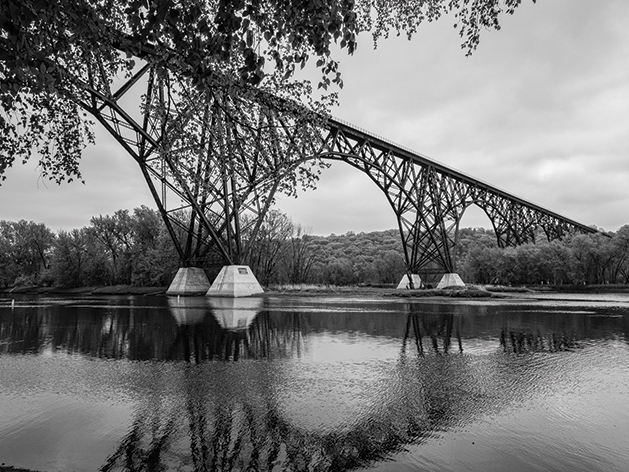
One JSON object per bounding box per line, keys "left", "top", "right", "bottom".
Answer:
{"left": 70, "top": 60, "right": 595, "bottom": 279}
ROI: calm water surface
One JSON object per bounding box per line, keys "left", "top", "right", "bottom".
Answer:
{"left": 1, "top": 293, "right": 628, "bottom": 471}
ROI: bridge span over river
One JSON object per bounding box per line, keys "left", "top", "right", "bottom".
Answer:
{"left": 73, "top": 62, "right": 596, "bottom": 294}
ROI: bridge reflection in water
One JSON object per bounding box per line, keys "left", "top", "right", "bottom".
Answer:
{"left": 165, "top": 297, "right": 304, "bottom": 362}
{"left": 1, "top": 296, "right": 628, "bottom": 471}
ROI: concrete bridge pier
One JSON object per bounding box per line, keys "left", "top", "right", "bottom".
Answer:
{"left": 167, "top": 266, "right": 264, "bottom": 297}
{"left": 166, "top": 267, "right": 212, "bottom": 296}
{"left": 206, "top": 266, "right": 264, "bottom": 297}
{"left": 396, "top": 274, "right": 423, "bottom": 290}
{"left": 436, "top": 273, "right": 466, "bottom": 290}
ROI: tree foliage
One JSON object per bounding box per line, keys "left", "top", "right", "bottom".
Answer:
{"left": 90, "top": 210, "right": 135, "bottom": 284}
{"left": 304, "top": 229, "right": 406, "bottom": 285}
{"left": 244, "top": 209, "right": 294, "bottom": 285}
{"left": 0, "top": 206, "right": 179, "bottom": 288}
{"left": 1, "top": 0, "right": 535, "bottom": 184}
{"left": 458, "top": 229, "right": 627, "bottom": 286}
{"left": 51, "top": 228, "right": 111, "bottom": 287}
{"left": 0, "top": 219, "right": 55, "bottom": 287}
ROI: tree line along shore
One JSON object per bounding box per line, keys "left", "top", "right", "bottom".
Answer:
{"left": 2, "top": 206, "right": 629, "bottom": 293}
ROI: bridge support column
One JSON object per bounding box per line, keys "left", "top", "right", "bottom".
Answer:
{"left": 166, "top": 267, "right": 212, "bottom": 296}
{"left": 396, "top": 274, "right": 423, "bottom": 290}
{"left": 206, "top": 265, "right": 264, "bottom": 297}
{"left": 436, "top": 273, "right": 466, "bottom": 290}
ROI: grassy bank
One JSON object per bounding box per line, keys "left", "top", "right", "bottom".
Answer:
{"left": 1, "top": 285, "right": 167, "bottom": 296}
{"left": 4, "top": 283, "right": 629, "bottom": 298}
{"left": 4, "top": 283, "right": 501, "bottom": 299}
{"left": 265, "top": 284, "right": 501, "bottom": 298}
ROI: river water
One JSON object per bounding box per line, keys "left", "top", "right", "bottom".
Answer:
{"left": 0, "top": 293, "right": 628, "bottom": 472}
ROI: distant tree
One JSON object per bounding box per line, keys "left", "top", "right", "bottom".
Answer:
{"left": 245, "top": 209, "right": 294, "bottom": 286}
{"left": 461, "top": 244, "right": 496, "bottom": 284}
{"left": 0, "top": 219, "right": 55, "bottom": 286}
{"left": 512, "top": 244, "right": 543, "bottom": 284}
{"left": 50, "top": 228, "right": 109, "bottom": 287}
{"left": 537, "top": 240, "right": 572, "bottom": 285}
{"left": 568, "top": 233, "right": 615, "bottom": 285}
{"left": 455, "top": 227, "right": 498, "bottom": 274}
{"left": 90, "top": 210, "right": 135, "bottom": 284}
{"left": 130, "top": 205, "right": 179, "bottom": 286}
{"left": 283, "top": 225, "right": 317, "bottom": 284}
{"left": 609, "top": 225, "right": 629, "bottom": 284}
{"left": 318, "top": 256, "right": 357, "bottom": 285}
{"left": 50, "top": 230, "right": 84, "bottom": 288}
{"left": 4, "top": 207, "right": 178, "bottom": 288}
{"left": 130, "top": 231, "right": 180, "bottom": 286}
{"left": 0, "top": 229, "right": 11, "bottom": 288}
{"left": 132, "top": 205, "right": 162, "bottom": 251}
{"left": 371, "top": 250, "right": 406, "bottom": 284}
{"left": 303, "top": 228, "right": 406, "bottom": 285}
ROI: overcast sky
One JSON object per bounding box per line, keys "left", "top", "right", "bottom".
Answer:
{"left": 1, "top": 0, "right": 628, "bottom": 236}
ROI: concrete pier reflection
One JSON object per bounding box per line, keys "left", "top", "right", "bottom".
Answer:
{"left": 207, "top": 297, "right": 263, "bottom": 331}
{"left": 166, "top": 297, "right": 265, "bottom": 362}
{"left": 167, "top": 296, "right": 209, "bottom": 325}
{"left": 163, "top": 296, "right": 305, "bottom": 362}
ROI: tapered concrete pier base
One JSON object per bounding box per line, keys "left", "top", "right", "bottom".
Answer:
{"left": 396, "top": 274, "right": 423, "bottom": 290}
{"left": 206, "top": 265, "right": 264, "bottom": 297}
{"left": 166, "top": 267, "right": 211, "bottom": 296}
{"left": 436, "top": 273, "right": 466, "bottom": 290}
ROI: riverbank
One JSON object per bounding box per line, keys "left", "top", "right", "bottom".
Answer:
{"left": 1, "top": 283, "right": 504, "bottom": 299}
{"left": 1, "top": 285, "right": 168, "bottom": 296}
{"left": 3, "top": 283, "right": 629, "bottom": 298}
{"left": 1, "top": 284, "right": 500, "bottom": 298}
{"left": 265, "top": 284, "right": 504, "bottom": 298}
